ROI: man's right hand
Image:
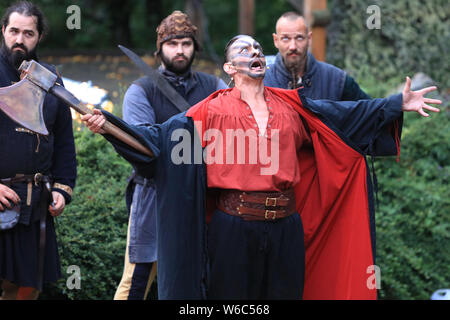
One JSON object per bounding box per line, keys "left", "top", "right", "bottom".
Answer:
{"left": 81, "top": 109, "right": 106, "bottom": 134}
{"left": 401, "top": 76, "right": 441, "bottom": 117}
{"left": 0, "top": 184, "right": 20, "bottom": 211}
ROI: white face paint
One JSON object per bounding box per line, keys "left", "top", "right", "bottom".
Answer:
{"left": 227, "top": 35, "right": 266, "bottom": 79}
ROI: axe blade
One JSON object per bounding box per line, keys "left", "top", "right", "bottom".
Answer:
{"left": 0, "top": 77, "right": 49, "bottom": 135}
{"left": 1, "top": 60, "right": 153, "bottom": 157}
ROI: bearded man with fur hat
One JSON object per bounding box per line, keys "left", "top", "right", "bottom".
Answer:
{"left": 114, "top": 10, "right": 227, "bottom": 300}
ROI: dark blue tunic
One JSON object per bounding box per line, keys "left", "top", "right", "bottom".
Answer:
{"left": 264, "top": 52, "right": 370, "bottom": 101}
{"left": 0, "top": 49, "right": 77, "bottom": 288}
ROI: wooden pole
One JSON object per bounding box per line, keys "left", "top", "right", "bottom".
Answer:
{"left": 304, "top": 0, "right": 328, "bottom": 62}
{"left": 239, "top": 0, "right": 254, "bottom": 36}
{"left": 185, "top": 0, "right": 204, "bottom": 45}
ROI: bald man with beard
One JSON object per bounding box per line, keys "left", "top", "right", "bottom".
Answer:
{"left": 265, "top": 11, "right": 369, "bottom": 101}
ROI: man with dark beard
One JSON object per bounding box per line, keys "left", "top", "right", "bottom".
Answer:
{"left": 114, "top": 10, "right": 227, "bottom": 300}
{"left": 265, "top": 11, "right": 369, "bottom": 101}
{"left": 0, "top": 1, "right": 76, "bottom": 300}
{"left": 1, "top": 14, "right": 38, "bottom": 69}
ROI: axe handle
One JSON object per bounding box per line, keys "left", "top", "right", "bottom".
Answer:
{"left": 50, "top": 84, "right": 154, "bottom": 157}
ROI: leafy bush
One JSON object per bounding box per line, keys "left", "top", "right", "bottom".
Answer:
{"left": 374, "top": 101, "right": 450, "bottom": 299}
{"left": 326, "top": 1, "right": 449, "bottom": 298}
{"left": 327, "top": 0, "right": 449, "bottom": 94}
{"left": 41, "top": 129, "right": 131, "bottom": 300}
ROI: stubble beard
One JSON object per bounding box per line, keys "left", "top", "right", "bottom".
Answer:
{"left": 283, "top": 49, "right": 308, "bottom": 76}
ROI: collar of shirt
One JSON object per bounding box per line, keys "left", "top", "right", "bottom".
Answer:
{"left": 159, "top": 65, "right": 191, "bottom": 83}
{"left": 159, "top": 65, "right": 198, "bottom": 94}
{"left": 274, "top": 52, "right": 318, "bottom": 84}
{"left": 228, "top": 86, "right": 272, "bottom": 103}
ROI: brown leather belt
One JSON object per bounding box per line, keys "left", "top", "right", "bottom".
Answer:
{"left": 0, "top": 173, "right": 52, "bottom": 186}
{"left": 217, "top": 188, "right": 296, "bottom": 221}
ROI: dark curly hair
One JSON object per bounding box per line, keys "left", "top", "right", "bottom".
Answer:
{"left": 1, "top": 1, "right": 48, "bottom": 38}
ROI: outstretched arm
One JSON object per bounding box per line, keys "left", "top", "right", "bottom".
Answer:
{"left": 301, "top": 76, "right": 441, "bottom": 156}
{"left": 81, "top": 109, "right": 161, "bottom": 179}
{"left": 401, "top": 76, "right": 441, "bottom": 116}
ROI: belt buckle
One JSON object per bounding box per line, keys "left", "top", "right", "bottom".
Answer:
{"left": 34, "top": 173, "right": 43, "bottom": 186}
{"left": 265, "top": 197, "right": 277, "bottom": 207}
{"left": 265, "top": 210, "right": 277, "bottom": 220}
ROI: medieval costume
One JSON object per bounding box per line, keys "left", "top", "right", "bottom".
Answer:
{"left": 0, "top": 47, "right": 77, "bottom": 290}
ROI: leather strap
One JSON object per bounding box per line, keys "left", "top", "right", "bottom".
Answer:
{"left": 36, "top": 186, "right": 48, "bottom": 291}
{"left": 240, "top": 192, "right": 291, "bottom": 207}
{"left": 0, "top": 173, "right": 50, "bottom": 186}
{"left": 235, "top": 206, "right": 287, "bottom": 220}
{"left": 217, "top": 189, "right": 296, "bottom": 221}
{"left": 118, "top": 45, "right": 191, "bottom": 113}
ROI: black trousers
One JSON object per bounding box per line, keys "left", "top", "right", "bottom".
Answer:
{"left": 207, "top": 209, "right": 305, "bottom": 300}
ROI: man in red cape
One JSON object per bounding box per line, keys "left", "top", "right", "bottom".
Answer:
{"left": 82, "top": 35, "right": 440, "bottom": 300}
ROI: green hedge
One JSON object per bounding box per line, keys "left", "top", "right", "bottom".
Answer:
{"left": 41, "top": 129, "right": 131, "bottom": 300}
{"left": 327, "top": 0, "right": 449, "bottom": 95}
{"left": 323, "top": 3, "right": 449, "bottom": 299}
{"left": 374, "top": 105, "right": 450, "bottom": 299}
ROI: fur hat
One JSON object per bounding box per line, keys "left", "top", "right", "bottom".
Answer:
{"left": 156, "top": 10, "right": 199, "bottom": 54}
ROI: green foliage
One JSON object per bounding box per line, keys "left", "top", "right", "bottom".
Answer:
{"left": 203, "top": 0, "right": 292, "bottom": 58}
{"left": 327, "top": 0, "right": 449, "bottom": 94}
{"left": 0, "top": 0, "right": 294, "bottom": 56}
{"left": 374, "top": 103, "right": 450, "bottom": 299}
{"left": 41, "top": 129, "right": 131, "bottom": 300}
{"left": 1, "top": 0, "right": 447, "bottom": 87}
{"left": 308, "top": 2, "right": 450, "bottom": 299}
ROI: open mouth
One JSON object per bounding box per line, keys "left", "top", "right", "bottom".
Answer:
{"left": 250, "top": 59, "right": 264, "bottom": 71}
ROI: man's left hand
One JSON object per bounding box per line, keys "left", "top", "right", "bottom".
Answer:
{"left": 49, "top": 191, "right": 66, "bottom": 217}
{"left": 402, "top": 76, "right": 442, "bottom": 117}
